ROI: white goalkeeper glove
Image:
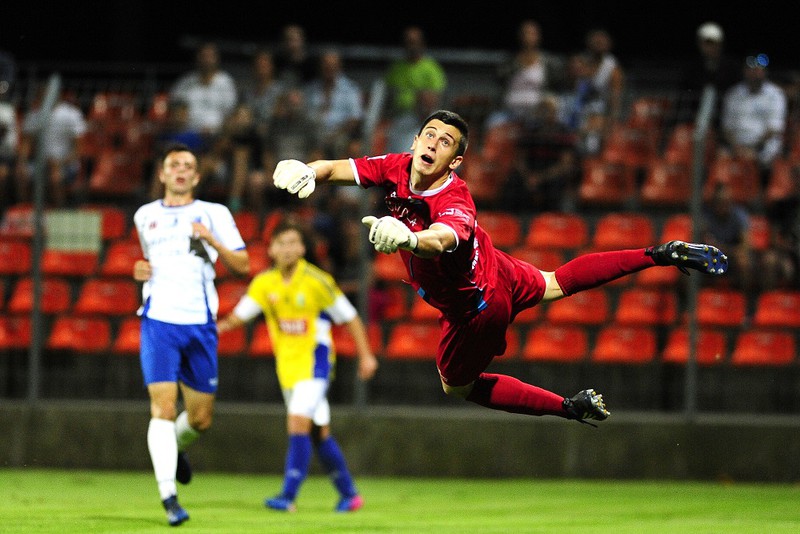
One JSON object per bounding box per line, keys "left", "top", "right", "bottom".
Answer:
{"left": 362, "top": 215, "right": 418, "bottom": 254}
{"left": 273, "top": 159, "right": 316, "bottom": 199}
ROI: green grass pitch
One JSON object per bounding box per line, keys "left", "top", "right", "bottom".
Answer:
{"left": 1, "top": 469, "right": 799, "bottom": 533}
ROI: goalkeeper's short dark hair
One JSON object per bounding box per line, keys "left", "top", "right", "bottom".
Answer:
{"left": 419, "top": 109, "right": 469, "bottom": 157}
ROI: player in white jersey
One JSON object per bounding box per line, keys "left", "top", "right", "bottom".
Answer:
{"left": 133, "top": 143, "right": 249, "bottom": 526}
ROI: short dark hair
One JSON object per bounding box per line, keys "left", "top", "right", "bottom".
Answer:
{"left": 419, "top": 109, "right": 469, "bottom": 156}
{"left": 271, "top": 218, "right": 307, "bottom": 245}
{"left": 161, "top": 142, "right": 197, "bottom": 164}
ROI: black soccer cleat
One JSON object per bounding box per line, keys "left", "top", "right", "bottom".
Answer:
{"left": 162, "top": 495, "right": 189, "bottom": 526}
{"left": 563, "top": 389, "right": 610, "bottom": 426}
{"left": 646, "top": 240, "right": 728, "bottom": 276}
{"left": 176, "top": 451, "right": 192, "bottom": 485}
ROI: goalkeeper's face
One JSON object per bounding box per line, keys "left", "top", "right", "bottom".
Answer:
{"left": 411, "top": 120, "right": 463, "bottom": 181}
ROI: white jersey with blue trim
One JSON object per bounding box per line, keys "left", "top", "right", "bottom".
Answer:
{"left": 134, "top": 199, "right": 246, "bottom": 325}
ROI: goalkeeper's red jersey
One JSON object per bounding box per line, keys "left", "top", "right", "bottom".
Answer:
{"left": 352, "top": 152, "right": 500, "bottom": 319}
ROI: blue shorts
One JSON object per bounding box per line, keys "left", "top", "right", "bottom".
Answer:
{"left": 139, "top": 317, "right": 219, "bottom": 394}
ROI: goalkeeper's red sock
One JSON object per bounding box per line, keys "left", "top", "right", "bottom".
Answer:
{"left": 465, "top": 373, "right": 566, "bottom": 417}
{"left": 554, "top": 248, "right": 656, "bottom": 296}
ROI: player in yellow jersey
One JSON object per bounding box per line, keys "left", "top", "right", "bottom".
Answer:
{"left": 217, "top": 220, "right": 378, "bottom": 512}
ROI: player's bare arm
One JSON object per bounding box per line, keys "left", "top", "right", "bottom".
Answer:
{"left": 191, "top": 221, "right": 250, "bottom": 276}
{"left": 410, "top": 223, "right": 456, "bottom": 259}
{"left": 307, "top": 159, "right": 357, "bottom": 185}
{"left": 345, "top": 316, "right": 379, "bottom": 381}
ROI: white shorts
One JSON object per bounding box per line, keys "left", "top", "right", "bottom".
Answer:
{"left": 282, "top": 378, "right": 330, "bottom": 426}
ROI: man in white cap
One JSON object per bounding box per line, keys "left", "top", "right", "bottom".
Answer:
{"left": 677, "top": 22, "right": 740, "bottom": 124}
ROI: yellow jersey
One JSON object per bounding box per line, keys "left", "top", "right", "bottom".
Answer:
{"left": 246, "top": 258, "right": 356, "bottom": 389}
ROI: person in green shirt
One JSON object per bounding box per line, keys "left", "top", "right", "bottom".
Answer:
{"left": 384, "top": 26, "right": 447, "bottom": 153}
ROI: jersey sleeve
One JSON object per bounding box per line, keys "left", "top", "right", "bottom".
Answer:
{"left": 351, "top": 153, "right": 406, "bottom": 189}
{"left": 324, "top": 294, "right": 358, "bottom": 325}
{"left": 210, "top": 203, "right": 246, "bottom": 251}
{"left": 431, "top": 195, "right": 475, "bottom": 247}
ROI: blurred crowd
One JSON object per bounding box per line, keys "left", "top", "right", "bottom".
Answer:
{"left": 1, "top": 19, "right": 799, "bottom": 301}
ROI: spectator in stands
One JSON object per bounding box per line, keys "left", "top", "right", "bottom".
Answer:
{"left": 384, "top": 26, "right": 447, "bottom": 154}
{"left": 557, "top": 51, "right": 607, "bottom": 157}
{"left": 216, "top": 102, "right": 264, "bottom": 212}
{"left": 274, "top": 24, "right": 317, "bottom": 88}
{"left": 503, "top": 95, "right": 579, "bottom": 212}
{"left": 239, "top": 49, "right": 285, "bottom": 138}
{"left": 485, "top": 19, "right": 565, "bottom": 130}
{"left": 169, "top": 42, "right": 238, "bottom": 137}
{"left": 305, "top": 49, "right": 365, "bottom": 159}
{"left": 677, "top": 22, "right": 741, "bottom": 126}
{"left": 18, "top": 89, "right": 87, "bottom": 207}
{"left": 760, "top": 219, "right": 799, "bottom": 291}
{"left": 584, "top": 28, "right": 625, "bottom": 132}
{"left": 719, "top": 53, "right": 787, "bottom": 182}
{"left": 247, "top": 88, "right": 322, "bottom": 213}
{"left": 700, "top": 182, "right": 755, "bottom": 293}
{"left": 0, "top": 83, "right": 18, "bottom": 213}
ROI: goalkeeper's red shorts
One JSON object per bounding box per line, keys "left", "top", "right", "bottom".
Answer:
{"left": 436, "top": 250, "right": 546, "bottom": 387}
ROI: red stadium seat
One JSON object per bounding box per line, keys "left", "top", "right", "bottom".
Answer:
{"left": 695, "top": 287, "right": 747, "bottom": 328}
{"left": 46, "top": 315, "right": 112, "bottom": 353}
{"left": 84, "top": 205, "right": 128, "bottom": 241}
{"left": 525, "top": 212, "right": 588, "bottom": 251}
{"left": 659, "top": 213, "right": 693, "bottom": 242}
{"left": 233, "top": 211, "right": 260, "bottom": 243}
{"left": 703, "top": 156, "right": 762, "bottom": 205}
{"left": 73, "top": 278, "right": 140, "bottom": 316}
{"left": 100, "top": 241, "right": 144, "bottom": 277}
{"left": 509, "top": 247, "right": 565, "bottom": 272}
{"left": 0, "top": 203, "right": 35, "bottom": 240}
{"left": 88, "top": 148, "right": 146, "bottom": 198}
{"left": 0, "top": 240, "right": 32, "bottom": 276}
{"left": 578, "top": 158, "right": 638, "bottom": 208}
{"left": 765, "top": 157, "right": 799, "bottom": 205}
{"left": 731, "top": 329, "right": 796, "bottom": 366}
{"left": 410, "top": 297, "right": 441, "bottom": 322}
{"left": 591, "top": 212, "right": 655, "bottom": 251}
{"left": 0, "top": 315, "right": 33, "bottom": 350}
{"left": 8, "top": 277, "right": 72, "bottom": 315}
{"left": 332, "top": 322, "right": 384, "bottom": 358}
{"left": 522, "top": 323, "right": 588, "bottom": 362}
{"left": 753, "top": 290, "right": 800, "bottom": 329}
{"left": 601, "top": 124, "right": 660, "bottom": 169}
{"left": 591, "top": 325, "right": 657, "bottom": 364}
{"left": 41, "top": 249, "right": 99, "bottom": 277}
{"left": 748, "top": 215, "right": 770, "bottom": 251}
{"left": 546, "top": 289, "right": 609, "bottom": 326}
{"left": 639, "top": 159, "right": 692, "bottom": 209}
{"left": 217, "top": 280, "right": 249, "bottom": 317}
{"left": 218, "top": 327, "right": 247, "bottom": 357}
{"left": 662, "top": 327, "right": 727, "bottom": 365}
{"left": 248, "top": 321, "right": 273, "bottom": 358}
{"left": 477, "top": 211, "right": 521, "bottom": 250}
{"left": 372, "top": 251, "right": 406, "bottom": 282}
{"left": 615, "top": 287, "right": 678, "bottom": 326}
{"left": 385, "top": 322, "right": 439, "bottom": 360}
{"left": 627, "top": 96, "right": 672, "bottom": 130}
{"left": 663, "top": 123, "right": 716, "bottom": 166}
{"left": 112, "top": 316, "right": 141, "bottom": 355}
{"left": 373, "top": 283, "right": 410, "bottom": 321}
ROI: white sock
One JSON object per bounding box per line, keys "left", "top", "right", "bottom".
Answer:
{"left": 175, "top": 411, "right": 200, "bottom": 452}
{"left": 147, "top": 418, "right": 178, "bottom": 500}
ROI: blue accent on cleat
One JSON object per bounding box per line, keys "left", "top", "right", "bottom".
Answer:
{"left": 162, "top": 495, "right": 189, "bottom": 526}
{"left": 176, "top": 451, "right": 192, "bottom": 485}
{"left": 335, "top": 494, "right": 364, "bottom": 512}
{"left": 265, "top": 495, "right": 297, "bottom": 512}
{"left": 646, "top": 240, "right": 728, "bottom": 276}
